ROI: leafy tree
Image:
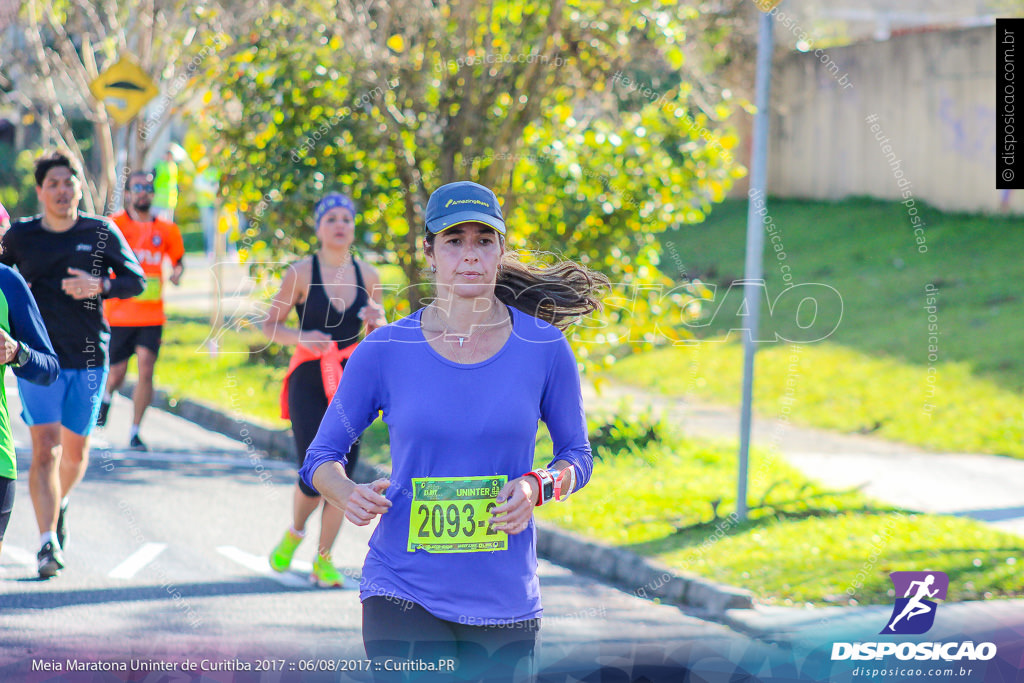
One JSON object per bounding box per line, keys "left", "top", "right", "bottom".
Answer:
{"left": 193, "top": 0, "right": 743, "bottom": 358}
{"left": 0, "top": 146, "right": 41, "bottom": 217}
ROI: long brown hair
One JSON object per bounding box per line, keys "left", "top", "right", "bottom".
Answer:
{"left": 424, "top": 230, "right": 609, "bottom": 330}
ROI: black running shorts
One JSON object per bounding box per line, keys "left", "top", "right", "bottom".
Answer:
{"left": 109, "top": 325, "right": 163, "bottom": 365}
{"left": 0, "top": 476, "right": 15, "bottom": 542}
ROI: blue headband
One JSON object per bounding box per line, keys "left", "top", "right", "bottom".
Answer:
{"left": 314, "top": 193, "right": 357, "bottom": 227}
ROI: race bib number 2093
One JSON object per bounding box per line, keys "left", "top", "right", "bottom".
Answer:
{"left": 408, "top": 476, "right": 508, "bottom": 553}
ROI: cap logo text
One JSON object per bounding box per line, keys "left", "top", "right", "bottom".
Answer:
{"left": 445, "top": 198, "right": 490, "bottom": 208}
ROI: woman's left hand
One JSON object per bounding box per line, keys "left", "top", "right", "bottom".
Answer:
{"left": 489, "top": 477, "right": 538, "bottom": 535}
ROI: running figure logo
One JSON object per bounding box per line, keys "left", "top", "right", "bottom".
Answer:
{"left": 881, "top": 571, "right": 949, "bottom": 635}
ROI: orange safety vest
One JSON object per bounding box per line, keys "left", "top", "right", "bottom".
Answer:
{"left": 104, "top": 211, "right": 185, "bottom": 327}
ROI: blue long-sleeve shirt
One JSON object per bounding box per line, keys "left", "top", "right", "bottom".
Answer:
{"left": 300, "top": 305, "right": 593, "bottom": 623}
{"left": 0, "top": 263, "right": 59, "bottom": 480}
{"left": 0, "top": 266, "right": 60, "bottom": 386}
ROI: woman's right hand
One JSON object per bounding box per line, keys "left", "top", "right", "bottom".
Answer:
{"left": 345, "top": 478, "right": 392, "bottom": 526}
{"left": 297, "top": 329, "right": 335, "bottom": 353}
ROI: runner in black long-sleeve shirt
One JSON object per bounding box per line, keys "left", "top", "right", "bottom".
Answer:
{"left": 0, "top": 152, "right": 145, "bottom": 578}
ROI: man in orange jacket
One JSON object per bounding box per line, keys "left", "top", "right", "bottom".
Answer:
{"left": 98, "top": 171, "right": 185, "bottom": 450}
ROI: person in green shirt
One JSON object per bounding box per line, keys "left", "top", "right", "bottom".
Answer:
{"left": 0, "top": 263, "right": 59, "bottom": 569}
{"left": 195, "top": 163, "right": 220, "bottom": 258}
{"left": 152, "top": 150, "right": 179, "bottom": 222}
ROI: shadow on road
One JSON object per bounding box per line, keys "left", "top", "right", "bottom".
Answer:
{"left": 1, "top": 577, "right": 314, "bottom": 610}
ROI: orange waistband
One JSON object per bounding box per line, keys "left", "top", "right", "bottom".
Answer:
{"left": 280, "top": 341, "right": 358, "bottom": 420}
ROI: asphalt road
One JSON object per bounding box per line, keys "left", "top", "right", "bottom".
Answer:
{"left": 0, "top": 382, "right": 793, "bottom": 682}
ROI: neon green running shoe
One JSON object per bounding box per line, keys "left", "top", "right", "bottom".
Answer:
{"left": 269, "top": 529, "right": 303, "bottom": 572}
{"left": 310, "top": 553, "right": 344, "bottom": 588}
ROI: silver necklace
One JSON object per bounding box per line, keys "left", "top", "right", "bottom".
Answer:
{"left": 431, "top": 305, "right": 503, "bottom": 348}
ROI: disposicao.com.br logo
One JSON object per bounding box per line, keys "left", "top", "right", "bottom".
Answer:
{"left": 883, "top": 570, "right": 949, "bottom": 635}
{"left": 831, "top": 571, "right": 998, "bottom": 663}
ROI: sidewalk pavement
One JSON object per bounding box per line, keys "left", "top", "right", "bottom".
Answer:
{"left": 163, "top": 254, "right": 263, "bottom": 318}
{"left": 581, "top": 380, "right": 1024, "bottom": 538}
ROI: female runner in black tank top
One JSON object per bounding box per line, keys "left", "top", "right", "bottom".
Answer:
{"left": 261, "top": 193, "right": 386, "bottom": 588}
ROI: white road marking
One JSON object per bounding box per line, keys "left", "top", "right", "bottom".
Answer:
{"left": 109, "top": 542, "right": 167, "bottom": 579}
{"left": 216, "top": 545, "right": 314, "bottom": 589}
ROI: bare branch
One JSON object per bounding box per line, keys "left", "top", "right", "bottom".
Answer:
{"left": 42, "top": 5, "right": 97, "bottom": 105}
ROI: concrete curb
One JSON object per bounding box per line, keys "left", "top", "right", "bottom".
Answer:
{"left": 125, "top": 382, "right": 755, "bottom": 617}
{"left": 123, "top": 382, "right": 298, "bottom": 461}
{"left": 535, "top": 522, "right": 753, "bottom": 616}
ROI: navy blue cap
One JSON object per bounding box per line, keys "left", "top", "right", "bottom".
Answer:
{"left": 425, "top": 181, "right": 506, "bottom": 235}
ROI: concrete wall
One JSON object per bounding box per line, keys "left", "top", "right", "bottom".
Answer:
{"left": 767, "top": 26, "right": 1014, "bottom": 214}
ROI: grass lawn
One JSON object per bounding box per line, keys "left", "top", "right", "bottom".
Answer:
{"left": 606, "top": 197, "right": 1024, "bottom": 458}
{"left": 608, "top": 341, "right": 1024, "bottom": 458}
{"left": 535, "top": 416, "right": 1023, "bottom": 606}
{"left": 149, "top": 313, "right": 288, "bottom": 428}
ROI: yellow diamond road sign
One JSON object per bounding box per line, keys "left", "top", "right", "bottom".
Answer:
{"left": 753, "top": 0, "right": 783, "bottom": 11}
{"left": 89, "top": 57, "right": 159, "bottom": 126}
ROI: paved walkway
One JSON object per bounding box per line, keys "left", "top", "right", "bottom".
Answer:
{"left": 581, "top": 380, "right": 1024, "bottom": 538}
{"left": 163, "top": 254, "right": 262, "bottom": 318}
{"left": 580, "top": 379, "right": 1024, "bottom": 681}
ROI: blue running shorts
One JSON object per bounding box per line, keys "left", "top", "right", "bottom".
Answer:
{"left": 18, "top": 367, "right": 108, "bottom": 436}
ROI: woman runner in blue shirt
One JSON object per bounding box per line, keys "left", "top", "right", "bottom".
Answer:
{"left": 301, "top": 181, "right": 607, "bottom": 682}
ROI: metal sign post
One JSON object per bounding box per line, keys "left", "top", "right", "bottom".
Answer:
{"left": 737, "top": 7, "right": 775, "bottom": 521}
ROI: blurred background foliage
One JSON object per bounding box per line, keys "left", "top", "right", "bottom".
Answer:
{"left": 186, "top": 0, "right": 747, "bottom": 367}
